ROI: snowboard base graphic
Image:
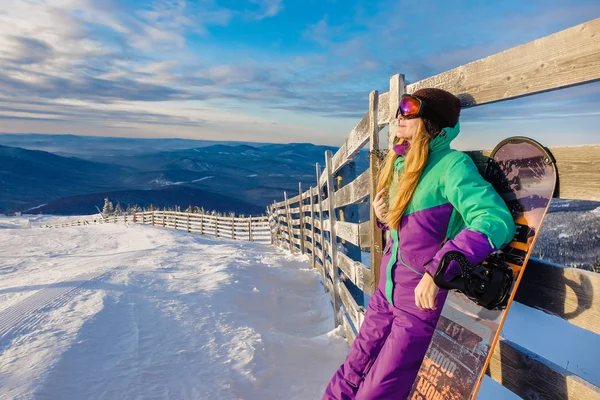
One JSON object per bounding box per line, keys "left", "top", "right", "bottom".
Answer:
{"left": 408, "top": 137, "right": 557, "bottom": 400}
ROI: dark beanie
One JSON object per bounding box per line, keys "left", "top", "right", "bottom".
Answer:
{"left": 412, "top": 88, "right": 461, "bottom": 136}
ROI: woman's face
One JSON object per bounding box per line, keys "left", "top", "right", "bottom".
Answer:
{"left": 396, "top": 115, "right": 421, "bottom": 140}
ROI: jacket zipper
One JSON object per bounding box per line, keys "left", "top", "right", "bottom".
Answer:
{"left": 399, "top": 252, "right": 424, "bottom": 277}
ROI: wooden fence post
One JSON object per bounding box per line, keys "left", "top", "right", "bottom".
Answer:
{"left": 232, "top": 216, "right": 236, "bottom": 240}
{"left": 325, "top": 150, "right": 341, "bottom": 327}
{"left": 200, "top": 213, "right": 204, "bottom": 235}
{"left": 299, "top": 182, "right": 305, "bottom": 254}
{"left": 187, "top": 214, "right": 191, "bottom": 233}
{"left": 249, "top": 218, "right": 254, "bottom": 242}
{"left": 316, "top": 163, "right": 327, "bottom": 284}
{"left": 274, "top": 201, "right": 282, "bottom": 247}
{"left": 369, "top": 88, "right": 383, "bottom": 295}
{"left": 215, "top": 214, "right": 219, "bottom": 238}
{"left": 284, "top": 192, "right": 294, "bottom": 253}
{"left": 309, "top": 186, "right": 316, "bottom": 271}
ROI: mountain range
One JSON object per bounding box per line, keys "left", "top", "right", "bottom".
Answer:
{"left": 0, "top": 134, "right": 369, "bottom": 216}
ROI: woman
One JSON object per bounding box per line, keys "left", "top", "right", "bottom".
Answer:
{"left": 323, "top": 88, "right": 515, "bottom": 399}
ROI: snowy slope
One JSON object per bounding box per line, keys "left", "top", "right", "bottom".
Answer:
{"left": 0, "top": 216, "right": 347, "bottom": 400}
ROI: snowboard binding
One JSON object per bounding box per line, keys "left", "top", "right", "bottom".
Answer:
{"left": 433, "top": 251, "right": 514, "bottom": 310}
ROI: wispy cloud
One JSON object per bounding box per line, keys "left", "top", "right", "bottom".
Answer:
{"left": 0, "top": 0, "right": 598, "bottom": 147}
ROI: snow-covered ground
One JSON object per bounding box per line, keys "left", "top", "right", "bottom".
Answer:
{"left": 0, "top": 216, "right": 347, "bottom": 399}
{"left": 1, "top": 215, "right": 598, "bottom": 399}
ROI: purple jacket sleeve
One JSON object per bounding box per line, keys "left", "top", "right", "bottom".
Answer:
{"left": 423, "top": 229, "right": 494, "bottom": 279}
{"left": 423, "top": 153, "right": 515, "bottom": 279}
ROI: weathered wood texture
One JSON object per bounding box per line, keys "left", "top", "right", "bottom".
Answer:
{"left": 325, "top": 150, "right": 341, "bottom": 327}
{"left": 335, "top": 221, "right": 360, "bottom": 247}
{"left": 546, "top": 145, "right": 600, "bottom": 201}
{"left": 487, "top": 338, "right": 600, "bottom": 400}
{"left": 338, "top": 280, "right": 365, "bottom": 332}
{"left": 407, "top": 18, "right": 600, "bottom": 108}
{"left": 342, "top": 313, "right": 357, "bottom": 345}
{"left": 337, "top": 252, "right": 374, "bottom": 296}
{"left": 334, "top": 170, "right": 370, "bottom": 209}
{"left": 515, "top": 258, "right": 600, "bottom": 335}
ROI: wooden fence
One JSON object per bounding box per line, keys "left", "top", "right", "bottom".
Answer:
{"left": 266, "top": 18, "right": 600, "bottom": 399}
{"left": 44, "top": 211, "right": 272, "bottom": 244}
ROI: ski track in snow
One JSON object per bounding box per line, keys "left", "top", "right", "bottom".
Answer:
{"left": 0, "top": 217, "right": 347, "bottom": 400}
{"left": 0, "top": 270, "right": 114, "bottom": 339}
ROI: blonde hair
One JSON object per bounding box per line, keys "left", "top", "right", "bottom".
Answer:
{"left": 377, "top": 119, "right": 431, "bottom": 230}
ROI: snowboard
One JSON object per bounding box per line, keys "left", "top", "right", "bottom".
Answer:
{"left": 408, "top": 136, "right": 557, "bottom": 400}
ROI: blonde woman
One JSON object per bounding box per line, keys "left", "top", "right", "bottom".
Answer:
{"left": 323, "top": 88, "right": 515, "bottom": 399}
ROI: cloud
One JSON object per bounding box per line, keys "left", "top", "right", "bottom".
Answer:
{"left": 0, "top": 0, "right": 598, "bottom": 148}
{"left": 249, "top": 0, "right": 284, "bottom": 20}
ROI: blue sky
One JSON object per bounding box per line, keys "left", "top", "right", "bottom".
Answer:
{"left": 0, "top": 0, "right": 599, "bottom": 149}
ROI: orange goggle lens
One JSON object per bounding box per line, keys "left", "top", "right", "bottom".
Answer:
{"left": 396, "top": 95, "right": 423, "bottom": 118}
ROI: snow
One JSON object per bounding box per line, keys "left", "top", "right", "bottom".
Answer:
{"left": 1, "top": 215, "right": 598, "bottom": 399}
{"left": 0, "top": 216, "right": 347, "bottom": 399}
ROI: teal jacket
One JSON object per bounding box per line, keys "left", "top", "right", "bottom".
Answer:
{"left": 378, "top": 122, "right": 516, "bottom": 306}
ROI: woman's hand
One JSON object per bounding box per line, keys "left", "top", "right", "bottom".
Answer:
{"left": 415, "top": 272, "right": 439, "bottom": 311}
{"left": 373, "top": 188, "right": 388, "bottom": 221}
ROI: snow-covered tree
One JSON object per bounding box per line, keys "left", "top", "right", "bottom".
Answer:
{"left": 114, "top": 203, "right": 122, "bottom": 216}
{"left": 102, "top": 198, "right": 114, "bottom": 215}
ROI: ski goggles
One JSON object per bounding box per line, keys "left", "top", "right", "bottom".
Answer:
{"left": 395, "top": 94, "right": 427, "bottom": 119}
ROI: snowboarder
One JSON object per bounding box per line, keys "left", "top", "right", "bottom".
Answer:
{"left": 322, "top": 88, "right": 516, "bottom": 399}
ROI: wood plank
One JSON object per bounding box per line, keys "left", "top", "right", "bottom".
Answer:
{"left": 321, "top": 219, "right": 331, "bottom": 232}
{"left": 338, "top": 280, "right": 363, "bottom": 330}
{"left": 377, "top": 91, "right": 390, "bottom": 128}
{"left": 287, "top": 194, "right": 301, "bottom": 205}
{"left": 304, "top": 240, "right": 313, "bottom": 251}
{"left": 407, "top": 18, "right": 600, "bottom": 108}
{"left": 313, "top": 218, "right": 321, "bottom": 231}
{"left": 284, "top": 191, "right": 294, "bottom": 253}
{"left": 319, "top": 197, "right": 330, "bottom": 213}
{"left": 325, "top": 149, "right": 341, "bottom": 327}
{"left": 299, "top": 182, "right": 306, "bottom": 254}
{"left": 335, "top": 221, "right": 360, "bottom": 247}
{"left": 514, "top": 258, "right": 600, "bottom": 335}
{"left": 334, "top": 170, "right": 370, "bottom": 209}
{"left": 359, "top": 221, "right": 371, "bottom": 248}
{"left": 487, "top": 338, "right": 600, "bottom": 400}
{"left": 319, "top": 112, "right": 371, "bottom": 188}
{"left": 342, "top": 313, "right": 356, "bottom": 345}
{"left": 314, "top": 246, "right": 323, "bottom": 262}
{"left": 548, "top": 145, "right": 600, "bottom": 201}
{"left": 309, "top": 185, "right": 317, "bottom": 271}
{"left": 370, "top": 86, "right": 388, "bottom": 293}
{"left": 337, "top": 252, "right": 374, "bottom": 296}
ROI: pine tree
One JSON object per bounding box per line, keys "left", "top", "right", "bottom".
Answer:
{"left": 114, "top": 203, "right": 122, "bottom": 216}
{"left": 102, "top": 197, "right": 114, "bottom": 216}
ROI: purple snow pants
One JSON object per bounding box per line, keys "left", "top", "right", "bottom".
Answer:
{"left": 323, "top": 282, "right": 447, "bottom": 399}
